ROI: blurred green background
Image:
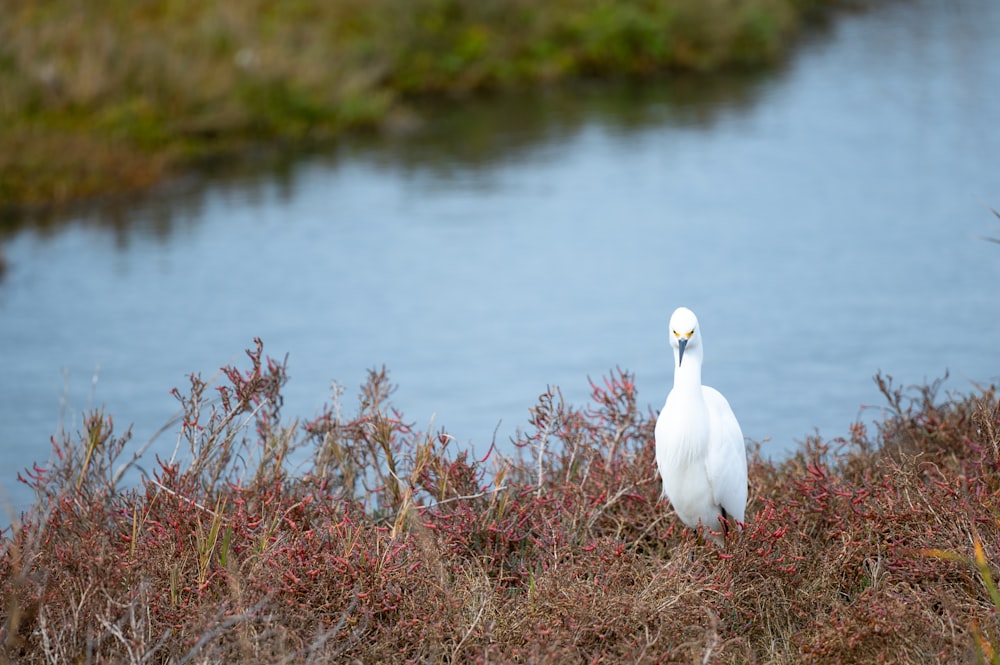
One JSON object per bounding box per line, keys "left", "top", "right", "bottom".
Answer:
{"left": 0, "top": 0, "right": 839, "bottom": 210}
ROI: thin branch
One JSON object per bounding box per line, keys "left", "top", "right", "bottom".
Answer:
{"left": 417, "top": 485, "right": 509, "bottom": 510}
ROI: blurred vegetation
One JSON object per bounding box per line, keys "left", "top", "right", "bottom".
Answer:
{"left": 1, "top": 0, "right": 851, "bottom": 211}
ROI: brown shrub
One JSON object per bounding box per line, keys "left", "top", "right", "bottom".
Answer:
{"left": 2, "top": 341, "right": 999, "bottom": 663}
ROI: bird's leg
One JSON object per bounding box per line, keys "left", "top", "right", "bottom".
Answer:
{"left": 701, "top": 508, "right": 731, "bottom": 548}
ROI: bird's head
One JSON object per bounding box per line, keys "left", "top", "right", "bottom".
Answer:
{"left": 669, "top": 307, "right": 700, "bottom": 367}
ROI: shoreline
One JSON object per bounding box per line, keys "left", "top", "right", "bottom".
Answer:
{"left": 0, "top": 0, "right": 853, "bottom": 215}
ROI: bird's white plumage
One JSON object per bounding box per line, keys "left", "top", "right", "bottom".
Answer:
{"left": 654, "top": 307, "right": 747, "bottom": 545}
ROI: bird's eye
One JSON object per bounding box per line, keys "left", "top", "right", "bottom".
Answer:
{"left": 685, "top": 329, "right": 694, "bottom": 339}
{"left": 671, "top": 330, "right": 679, "bottom": 337}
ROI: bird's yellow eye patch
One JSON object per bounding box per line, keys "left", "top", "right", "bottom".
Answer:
{"left": 672, "top": 329, "right": 695, "bottom": 339}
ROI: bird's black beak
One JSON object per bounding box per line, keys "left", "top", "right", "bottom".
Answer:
{"left": 677, "top": 337, "right": 687, "bottom": 367}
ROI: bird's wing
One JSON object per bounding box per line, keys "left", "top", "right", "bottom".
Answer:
{"left": 702, "top": 386, "right": 748, "bottom": 523}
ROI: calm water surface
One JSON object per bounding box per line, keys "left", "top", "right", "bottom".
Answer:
{"left": 2, "top": 0, "right": 999, "bottom": 513}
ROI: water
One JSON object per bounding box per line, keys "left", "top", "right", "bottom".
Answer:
{"left": 2, "top": 0, "right": 999, "bottom": 515}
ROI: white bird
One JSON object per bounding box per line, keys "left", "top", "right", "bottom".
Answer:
{"left": 655, "top": 307, "right": 747, "bottom": 545}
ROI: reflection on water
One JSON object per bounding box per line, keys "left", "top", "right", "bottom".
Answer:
{"left": 369, "top": 72, "right": 777, "bottom": 170}
{"left": 2, "top": 68, "right": 779, "bottom": 245}
{"left": 1, "top": 0, "right": 999, "bottom": 516}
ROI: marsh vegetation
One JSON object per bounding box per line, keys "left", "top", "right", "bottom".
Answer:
{"left": 1, "top": 0, "right": 845, "bottom": 210}
{"left": 2, "top": 340, "right": 998, "bottom": 663}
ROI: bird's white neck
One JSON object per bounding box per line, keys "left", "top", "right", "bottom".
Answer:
{"left": 672, "top": 348, "right": 704, "bottom": 393}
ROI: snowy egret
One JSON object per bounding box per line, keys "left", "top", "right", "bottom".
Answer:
{"left": 655, "top": 307, "right": 747, "bottom": 546}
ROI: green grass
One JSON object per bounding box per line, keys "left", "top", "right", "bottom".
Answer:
{"left": 0, "top": 0, "right": 846, "bottom": 211}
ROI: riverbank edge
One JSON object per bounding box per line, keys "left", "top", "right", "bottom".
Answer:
{"left": 0, "top": 0, "right": 865, "bottom": 218}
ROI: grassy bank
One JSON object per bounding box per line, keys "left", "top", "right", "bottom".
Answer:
{"left": 0, "top": 0, "right": 843, "bottom": 212}
{"left": 2, "top": 339, "right": 999, "bottom": 663}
